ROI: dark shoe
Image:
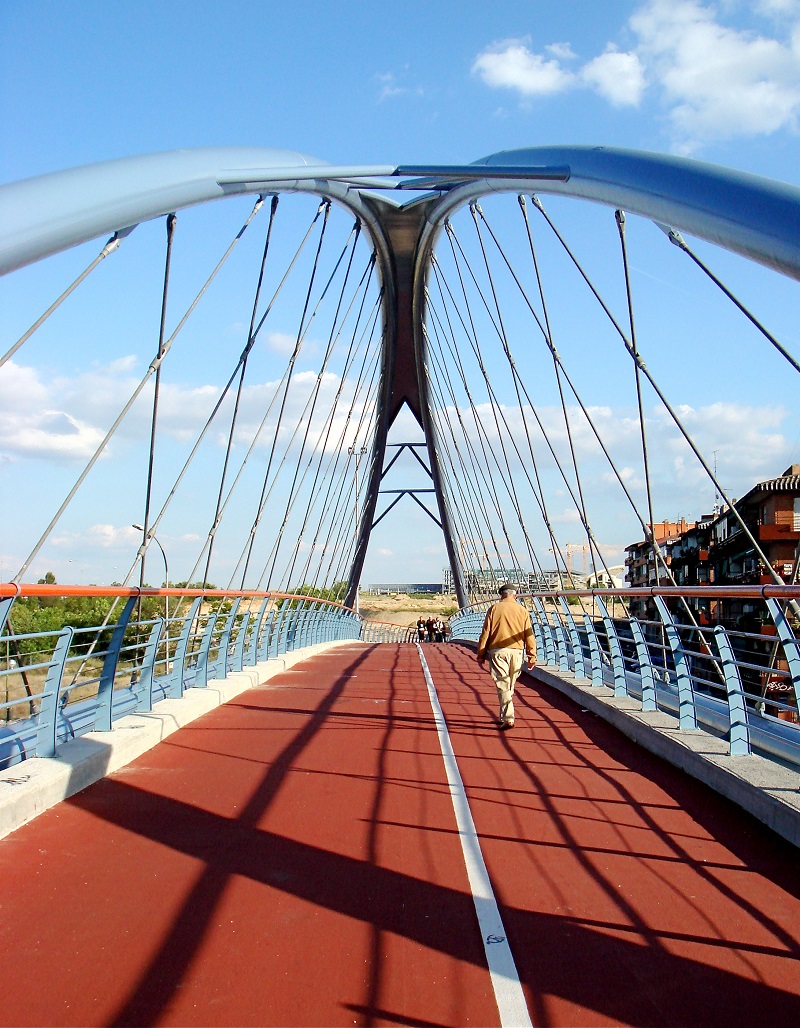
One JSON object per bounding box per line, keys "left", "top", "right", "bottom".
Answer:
{"left": 499, "top": 719, "right": 515, "bottom": 730}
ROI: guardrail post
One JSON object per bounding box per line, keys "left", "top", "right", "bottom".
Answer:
{"left": 766, "top": 597, "right": 800, "bottom": 714}
{"left": 170, "top": 597, "right": 202, "bottom": 698}
{"left": 629, "top": 618, "right": 657, "bottom": 711}
{"left": 134, "top": 618, "right": 164, "bottom": 712}
{"left": 95, "top": 595, "right": 137, "bottom": 732}
{"left": 299, "top": 600, "right": 315, "bottom": 648}
{"left": 0, "top": 596, "right": 14, "bottom": 635}
{"left": 559, "top": 597, "right": 586, "bottom": 677}
{"left": 214, "top": 598, "right": 240, "bottom": 680}
{"left": 532, "top": 598, "right": 556, "bottom": 665}
{"left": 582, "top": 613, "right": 605, "bottom": 687}
{"left": 269, "top": 604, "right": 288, "bottom": 658}
{"left": 247, "top": 598, "right": 269, "bottom": 665}
{"left": 595, "top": 597, "right": 627, "bottom": 697}
{"left": 260, "top": 609, "right": 276, "bottom": 661}
{"left": 714, "top": 625, "right": 751, "bottom": 755}
{"left": 551, "top": 606, "right": 570, "bottom": 672}
{"left": 35, "top": 627, "right": 73, "bottom": 757}
{"left": 194, "top": 609, "right": 219, "bottom": 688}
{"left": 653, "top": 596, "right": 697, "bottom": 730}
{"left": 232, "top": 611, "right": 251, "bottom": 672}
{"left": 310, "top": 602, "right": 324, "bottom": 646}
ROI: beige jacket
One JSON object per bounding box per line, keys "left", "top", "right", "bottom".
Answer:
{"left": 476, "top": 597, "right": 536, "bottom": 662}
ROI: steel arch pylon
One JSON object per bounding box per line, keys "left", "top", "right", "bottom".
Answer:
{"left": 342, "top": 194, "right": 469, "bottom": 609}
{"left": 5, "top": 145, "right": 800, "bottom": 609}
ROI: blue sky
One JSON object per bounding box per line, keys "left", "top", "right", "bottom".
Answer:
{"left": 2, "top": 0, "right": 800, "bottom": 589}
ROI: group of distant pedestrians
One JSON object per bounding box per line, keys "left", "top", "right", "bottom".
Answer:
{"left": 417, "top": 616, "right": 448, "bottom": 643}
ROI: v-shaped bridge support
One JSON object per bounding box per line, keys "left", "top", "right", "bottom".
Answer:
{"left": 342, "top": 195, "right": 468, "bottom": 608}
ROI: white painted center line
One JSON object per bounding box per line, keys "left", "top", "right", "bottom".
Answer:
{"left": 416, "top": 643, "right": 533, "bottom": 1028}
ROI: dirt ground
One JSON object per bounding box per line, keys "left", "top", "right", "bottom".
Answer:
{"left": 358, "top": 593, "right": 459, "bottom": 626}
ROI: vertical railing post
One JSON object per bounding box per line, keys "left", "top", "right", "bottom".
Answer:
{"left": 532, "top": 598, "right": 556, "bottom": 665}
{"left": 714, "top": 625, "right": 751, "bottom": 756}
{"left": 630, "top": 618, "right": 657, "bottom": 711}
{"left": 653, "top": 596, "right": 697, "bottom": 730}
{"left": 214, "top": 598, "right": 241, "bottom": 680}
{"left": 170, "top": 597, "right": 202, "bottom": 698}
{"left": 582, "top": 613, "right": 605, "bottom": 687}
{"left": 95, "top": 595, "right": 138, "bottom": 732}
{"left": 194, "top": 608, "right": 219, "bottom": 688}
{"left": 0, "top": 596, "right": 15, "bottom": 635}
{"left": 260, "top": 609, "right": 277, "bottom": 662}
{"left": 35, "top": 627, "right": 73, "bottom": 757}
{"left": 232, "top": 610, "right": 251, "bottom": 672}
{"left": 551, "top": 605, "right": 570, "bottom": 672}
{"left": 134, "top": 618, "right": 164, "bottom": 712}
{"left": 247, "top": 598, "right": 269, "bottom": 666}
{"left": 559, "top": 597, "right": 586, "bottom": 678}
{"left": 595, "top": 597, "right": 627, "bottom": 697}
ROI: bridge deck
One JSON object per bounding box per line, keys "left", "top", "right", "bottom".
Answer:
{"left": 1, "top": 642, "right": 800, "bottom": 1027}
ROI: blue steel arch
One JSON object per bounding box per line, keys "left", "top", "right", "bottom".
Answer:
{"left": 3, "top": 145, "right": 800, "bottom": 607}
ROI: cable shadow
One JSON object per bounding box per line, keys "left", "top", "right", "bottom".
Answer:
{"left": 424, "top": 643, "right": 800, "bottom": 1025}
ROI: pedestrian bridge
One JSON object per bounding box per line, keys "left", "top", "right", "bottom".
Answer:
{"left": 2, "top": 146, "right": 800, "bottom": 1025}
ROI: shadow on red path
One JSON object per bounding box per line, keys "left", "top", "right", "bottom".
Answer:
{"left": 1, "top": 642, "right": 799, "bottom": 1027}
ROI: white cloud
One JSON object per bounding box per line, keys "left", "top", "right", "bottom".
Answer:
{"left": 581, "top": 48, "right": 646, "bottom": 106}
{"left": 630, "top": 0, "right": 800, "bottom": 146}
{"left": 471, "top": 1, "right": 800, "bottom": 147}
{"left": 471, "top": 39, "right": 575, "bottom": 96}
{"left": 376, "top": 70, "right": 424, "bottom": 102}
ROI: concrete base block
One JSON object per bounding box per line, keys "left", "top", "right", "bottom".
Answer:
{"left": 0, "top": 640, "right": 346, "bottom": 840}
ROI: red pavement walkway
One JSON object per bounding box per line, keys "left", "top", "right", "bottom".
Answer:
{"left": 1, "top": 642, "right": 800, "bottom": 1027}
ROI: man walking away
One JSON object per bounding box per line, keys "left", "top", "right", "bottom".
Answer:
{"left": 476, "top": 583, "right": 536, "bottom": 729}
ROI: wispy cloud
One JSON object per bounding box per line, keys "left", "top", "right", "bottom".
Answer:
{"left": 376, "top": 69, "right": 424, "bottom": 103}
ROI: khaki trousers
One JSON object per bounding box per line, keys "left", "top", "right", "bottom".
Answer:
{"left": 487, "top": 646, "right": 524, "bottom": 724}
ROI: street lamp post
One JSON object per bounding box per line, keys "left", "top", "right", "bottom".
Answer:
{"left": 132, "top": 524, "right": 169, "bottom": 658}
{"left": 347, "top": 445, "right": 367, "bottom": 615}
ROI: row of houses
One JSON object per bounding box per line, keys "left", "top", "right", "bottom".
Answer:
{"left": 625, "top": 465, "right": 800, "bottom": 627}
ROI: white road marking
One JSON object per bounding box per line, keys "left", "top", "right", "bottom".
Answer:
{"left": 416, "top": 643, "right": 533, "bottom": 1028}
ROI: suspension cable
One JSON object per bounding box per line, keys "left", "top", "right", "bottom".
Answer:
{"left": 239, "top": 200, "right": 331, "bottom": 586}
{"left": 616, "top": 210, "right": 660, "bottom": 587}
{"left": 138, "top": 213, "right": 177, "bottom": 589}
{"left": 531, "top": 192, "right": 789, "bottom": 591}
{"left": 665, "top": 229, "right": 800, "bottom": 376}
{"left": 203, "top": 196, "right": 280, "bottom": 584}
{"left": 15, "top": 197, "right": 265, "bottom": 582}
{"left": 1, "top": 230, "right": 131, "bottom": 369}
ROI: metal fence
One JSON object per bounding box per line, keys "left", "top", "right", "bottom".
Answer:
{"left": 450, "top": 586, "right": 800, "bottom": 770}
{"left": 0, "top": 585, "right": 409, "bottom": 768}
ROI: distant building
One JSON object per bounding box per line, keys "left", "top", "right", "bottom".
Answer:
{"left": 442, "top": 566, "right": 555, "bottom": 597}
{"left": 625, "top": 519, "right": 695, "bottom": 617}
{"left": 586, "top": 565, "right": 625, "bottom": 589}
{"left": 709, "top": 465, "right": 800, "bottom": 626}
{"left": 367, "top": 583, "right": 442, "bottom": 595}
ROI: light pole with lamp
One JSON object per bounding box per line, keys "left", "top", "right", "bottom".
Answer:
{"left": 132, "top": 524, "right": 170, "bottom": 659}
{"left": 347, "top": 445, "right": 367, "bottom": 615}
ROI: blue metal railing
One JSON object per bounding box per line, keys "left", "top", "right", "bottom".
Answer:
{"left": 450, "top": 586, "right": 800, "bottom": 770}
{"left": 0, "top": 586, "right": 381, "bottom": 769}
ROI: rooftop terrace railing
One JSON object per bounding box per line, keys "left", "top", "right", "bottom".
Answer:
{"left": 450, "top": 586, "right": 800, "bottom": 771}
{"left": 0, "top": 585, "right": 412, "bottom": 769}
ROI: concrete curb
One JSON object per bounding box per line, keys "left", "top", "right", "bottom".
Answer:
{"left": 0, "top": 640, "right": 348, "bottom": 841}
{"left": 458, "top": 640, "right": 800, "bottom": 849}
